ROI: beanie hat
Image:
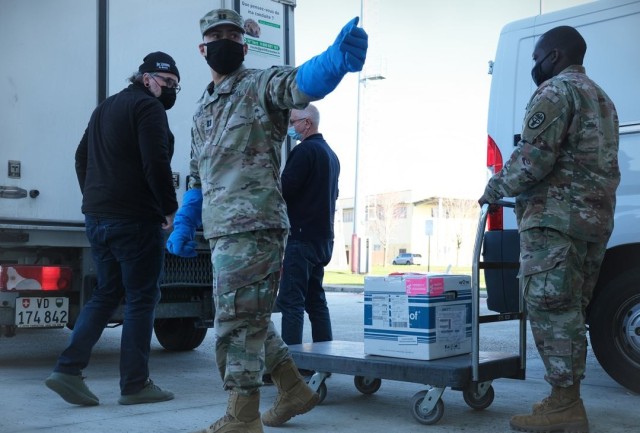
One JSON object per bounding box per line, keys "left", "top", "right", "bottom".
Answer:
{"left": 138, "top": 51, "right": 180, "bottom": 82}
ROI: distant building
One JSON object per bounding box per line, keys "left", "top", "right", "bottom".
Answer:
{"left": 337, "top": 191, "right": 479, "bottom": 269}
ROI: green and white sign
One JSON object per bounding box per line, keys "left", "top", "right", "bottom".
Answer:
{"left": 240, "top": 0, "right": 285, "bottom": 68}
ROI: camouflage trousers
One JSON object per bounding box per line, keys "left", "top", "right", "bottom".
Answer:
{"left": 520, "top": 227, "right": 606, "bottom": 387}
{"left": 209, "top": 229, "right": 290, "bottom": 395}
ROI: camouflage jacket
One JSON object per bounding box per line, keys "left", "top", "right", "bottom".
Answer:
{"left": 188, "top": 65, "right": 312, "bottom": 239}
{"left": 484, "top": 65, "right": 620, "bottom": 242}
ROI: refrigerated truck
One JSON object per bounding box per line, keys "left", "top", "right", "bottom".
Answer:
{"left": 484, "top": 0, "right": 640, "bottom": 393}
{"left": 0, "top": 0, "right": 296, "bottom": 350}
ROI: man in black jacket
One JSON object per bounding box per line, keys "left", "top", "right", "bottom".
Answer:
{"left": 276, "top": 104, "right": 340, "bottom": 351}
{"left": 45, "top": 52, "right": 180, "bottom": 407}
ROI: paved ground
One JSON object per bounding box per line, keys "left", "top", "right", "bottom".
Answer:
{"left": 1, "top": 291, "right": 638, "bottom": 433}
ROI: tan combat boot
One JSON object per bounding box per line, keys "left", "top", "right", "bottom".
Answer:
{"left": 193, "top": 390, "right": 263, "bottom": 433}
{"left": 261, "top": 357, "right": 319, "bottom": 427}
{"left": 532, "top": 383, "right": 581, "bottom": 414}
{"left": 510, "top": 383, "right": 589, "bottom": 433}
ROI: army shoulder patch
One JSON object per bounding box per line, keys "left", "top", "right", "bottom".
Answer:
{"left": 528, "top": 112, "right": 545, "bottom": 129}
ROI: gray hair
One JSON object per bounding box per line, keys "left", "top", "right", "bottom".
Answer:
{"left": 128, "top": 71, "right": 145, "bottom": 84}
{"left": 293, "top": 103, "right": 320, "bottom": 127}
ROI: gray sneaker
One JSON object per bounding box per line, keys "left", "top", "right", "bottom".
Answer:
{"left": 118, "top": 379, "right": 174, "bottom": 405}
{"left": 45, "top": 372, "right": 99, "bottom": 406}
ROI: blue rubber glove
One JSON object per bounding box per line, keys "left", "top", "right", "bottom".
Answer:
{"left": 297, "top": 17, "right": 368, "bottom": 98}
{"left": 166, "top": 188, "right": 203, "bottom": 258}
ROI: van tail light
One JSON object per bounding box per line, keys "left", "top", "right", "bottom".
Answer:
{"left": 0, "top": 265, "right": 72, "bottom": 291}
{"left": 486, "top": 135, "right": 504, "bottom": 231}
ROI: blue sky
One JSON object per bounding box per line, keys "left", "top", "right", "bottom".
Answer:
{"left": 292, "top": 0, "right": 592, "bottom": 200}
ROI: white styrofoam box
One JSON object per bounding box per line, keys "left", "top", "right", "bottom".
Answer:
{"left": 364, "top": 273, "right": 472, "bottom": 361}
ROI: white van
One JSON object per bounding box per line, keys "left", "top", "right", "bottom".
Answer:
{"left": 484, "top": 0, "right": 640, "bottom": 394}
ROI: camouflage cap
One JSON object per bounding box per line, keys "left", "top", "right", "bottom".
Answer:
{"left": 200, "top": 9, "right": 245, "bottom": 36}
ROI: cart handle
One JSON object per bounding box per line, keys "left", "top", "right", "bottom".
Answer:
{"left": 472, "top": 199, "right": 517, "bottom": 384}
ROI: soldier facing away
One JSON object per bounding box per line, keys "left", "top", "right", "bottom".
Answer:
{"left": 479, "top": 26, "right": 620, "bottom": 433}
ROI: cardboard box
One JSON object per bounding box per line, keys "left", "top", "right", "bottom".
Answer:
{"left": 364, "top": 273, "right": 472, "bottom": 360}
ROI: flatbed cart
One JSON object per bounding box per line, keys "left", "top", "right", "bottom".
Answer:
{"left": 289, "top": 201, "right": 527, "bottom": 425}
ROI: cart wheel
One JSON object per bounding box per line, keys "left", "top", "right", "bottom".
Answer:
{"left": 316, "top": 381, "right": 327, "bottom": 404}
{"left": 411, "top": 390, "right": 445, "bottom": 425}
{"left": 354, "top": 376, "right": 382, "bottom": 395}
{"left": 462, "top": 385, "right": 495, "bottom": 410}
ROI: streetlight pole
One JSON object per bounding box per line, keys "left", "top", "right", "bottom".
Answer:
{"left": 351, "top": 72, "right": 363, "bottom": 274}
{"left": 350, "top": 0, "right": 385, "bottom": 273}
{"left": 351, "top": 0, "right": 365, "bottom": 274}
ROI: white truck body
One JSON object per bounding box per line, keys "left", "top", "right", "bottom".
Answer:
{"left": 0, "top": 0, "right": 296, "bottom": 349}
{"left": 484, "top": 0, "right": 640, "bottom": 392}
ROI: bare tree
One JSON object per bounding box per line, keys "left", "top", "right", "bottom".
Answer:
{"left": 439, "top": 198, "right": 479, "bottom": 266}
{"left": 366, "top": 192, "right": 406, "bottom": 267}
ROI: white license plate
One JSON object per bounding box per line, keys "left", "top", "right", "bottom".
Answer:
{"left": 15, "top": 297, "right": 69, "bottom": 328}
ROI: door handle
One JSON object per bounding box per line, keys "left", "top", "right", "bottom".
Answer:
{"left": 0, "top": 186, "right": 28, "bottom": 199}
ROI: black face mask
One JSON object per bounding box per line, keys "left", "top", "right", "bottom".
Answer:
{"left": 158, "top": 87, "right": 177, "bottom": 110}
{"left": 531, "top": 51, "right": 554, "bottom": 87}
{"left": 205, "top": 39, "right": 245, "bottom": 75}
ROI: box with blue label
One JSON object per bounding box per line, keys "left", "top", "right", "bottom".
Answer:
{"left": 364, "top": 273, "right": 472, "bottom": 360}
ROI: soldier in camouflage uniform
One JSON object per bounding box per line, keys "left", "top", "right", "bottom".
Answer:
{"left": 166, "top": 8, "right": 367, "bottom": 433}
{"left": 479, "top": 26, "right": 619, "bottom": 433}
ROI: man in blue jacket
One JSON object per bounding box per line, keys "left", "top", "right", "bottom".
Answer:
{"left": 278, "top": 104, "right": 340, "bottom": 352}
